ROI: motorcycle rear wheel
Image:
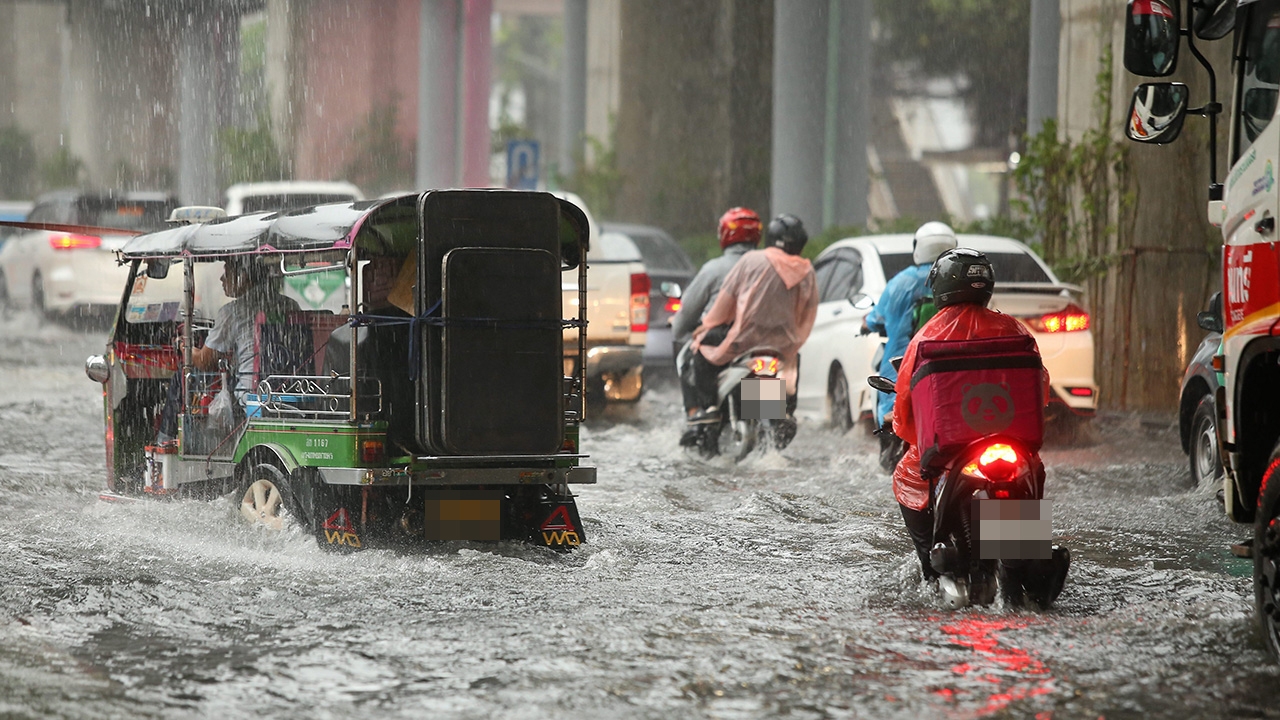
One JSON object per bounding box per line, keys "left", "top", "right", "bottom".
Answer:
{"left": 718, "top": 394, "right": 758, "bottom": 462}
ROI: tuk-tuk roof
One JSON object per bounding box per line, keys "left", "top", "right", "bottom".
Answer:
{"left": 120, "top": 199, "right": 383, "bottom": 260}
{"left": 118, "top": 189, "right": 591, "bottom": 269}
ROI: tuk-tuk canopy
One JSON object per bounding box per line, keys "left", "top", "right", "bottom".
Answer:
{"left": 119, "top": 199, "right": 392, "bottom": 260}
{"left": 119, "top": 190, "right": 590, "bottom": 269}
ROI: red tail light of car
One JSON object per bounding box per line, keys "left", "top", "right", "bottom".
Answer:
{"left": 663, "top": 296, "right": 681, "bottom": 314}
{"left": 630, "top": 273, "right": 651, "bottom": 333}
{"left": 49, "top": 233, "right": 102, "bottom": 251}
{"left": 1026, "top": 304, "right": 1090, "bottom": 333}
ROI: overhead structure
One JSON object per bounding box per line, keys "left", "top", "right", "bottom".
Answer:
{"left": 417, "top": 0, "right": 494, "bottom": 190}
{"left": 771, "top": 0, "right": 870, "bottom": 231}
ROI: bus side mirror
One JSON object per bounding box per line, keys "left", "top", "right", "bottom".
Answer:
{"left": 1198, "top": 291, "right": 1223, "bottom": 333}
{"left": 1126, "top": 82, "right": 1189, "bottom": 144}
{"left": 1124, "top": 0, "right": 1180, "bottom": 77}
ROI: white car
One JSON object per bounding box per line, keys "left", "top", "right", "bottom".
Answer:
{"left": 0, "top": 190, "right": 178, "bottom": 318}
{"left": 223, "top": 180, "right": 363, "bottom": 216}
{"left": 794, "top": 234, "right": 1099, "bottom": 430}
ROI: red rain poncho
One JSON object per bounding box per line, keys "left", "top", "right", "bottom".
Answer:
{"left": 891, "top": 303, "right": 1050, "bottom": 510}
{"left": 692, "top": 247, "right": 819, "bottom": 394}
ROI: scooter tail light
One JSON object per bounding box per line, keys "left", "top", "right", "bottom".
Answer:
{"left": 749, "top": 356, "right": 780, "bottom": 377}
{"left": 977, "top": 442, "right": 1019, "bottom": 482}
{"left": 663, "top": 296, "right": 681, "bottom": 314}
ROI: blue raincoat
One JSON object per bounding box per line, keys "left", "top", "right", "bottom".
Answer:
{"left": 863, "top": 263, "right": 932, "bottom": 424}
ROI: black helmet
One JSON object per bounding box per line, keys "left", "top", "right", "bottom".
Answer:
{"left": 928, "top": 248, "right": 994, "bottom": 308}
{"left": 767, "top": 213, "right": 808, "bottom": 255}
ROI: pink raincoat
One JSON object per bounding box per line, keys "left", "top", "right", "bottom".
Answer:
{"left": 891, "top": 303, "right": 1050, "bottom": 510}
{"left": 692, "top": 247, "right": 819, "bottom": 393}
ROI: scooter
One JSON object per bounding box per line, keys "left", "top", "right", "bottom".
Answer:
{"left": 868, "top": 337, "right": 905, "bottom": 473}
{"left": 678, "top": 341, "right": 797, "bottom": 461}
{"left": 869, "top": 372, "right": 1070, "bottom": 610}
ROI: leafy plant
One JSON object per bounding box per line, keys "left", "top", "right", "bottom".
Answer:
{"left": 1009, "top": 47, "right": 1132, "bottom": 284}
{"left": 219, "top": 113, "right": 289, "bottom": 187}
{"left": 0, "top": 125, "right": 35, "bottom": 199}
{"left": 342, "top": 99, "right": 413, "bottom": 195}
{"left": 557, "top": 117, "right": 624, "bottom": 219}
{"left": 41, "top": 145, "right": 84, "bottom": 190}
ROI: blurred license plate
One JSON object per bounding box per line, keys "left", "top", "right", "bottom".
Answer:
{"left": 974, "top": 499, "right": 1051, "bottom": 559}
{"left": 741, "top": 378, "right": 784, "bottom": 420}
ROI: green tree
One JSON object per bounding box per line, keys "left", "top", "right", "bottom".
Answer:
{"left": 0, "top": 125, "right": 35, "bottom": 199}
{"left": 219, "top": 113, "right": 288, "bottom": 186}
{"left": 342, "top": 100, "right": 413, "bottom": 195}
{"left": 41, "top": 146, "right": 84, "bottom": 190}
{"left": 874, "top": 0, "right": 1029, "bottom": 149}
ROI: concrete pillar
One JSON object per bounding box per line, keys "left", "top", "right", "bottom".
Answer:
{"left": 1028, "top": 0, "right": 1061, "bottom": 137}
{"left": 560, "top": 0, "right": 587, "bottom": 179}
{"left": 418, "top": 0, "right": 459, "bottom": 189}
{"left": 772, "top": 0, "right": 827, "bottom": 228}
{"left": 833, "top": 0, "right": 869, "bottom": 228}
{"left": 461, "top": 0, "right": 493, "bottom": 187}
{"left": 177, "top": 7, "right": 220, "bottom": 205}
{"left": 585, "top": 0, "right": 620, "bottom": 165}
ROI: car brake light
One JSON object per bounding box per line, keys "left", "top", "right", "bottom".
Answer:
{"left": 1026, "top": 303, "right": 1090, "bottom": 333}
{"left": 361, "top": 440, "right": 384, "bottom": 463}
{"left": 1066, "top": 387, "right": 1094, "bottom": 397}
{"left": 630, "top": 273, "right": 651, "bottom": 333}
{"left": 49, "top": 233, "right": 102, "bottom": 250}
{"left": 749, "top": 356, "right": 780, "bottom": 376}
{"left": 664, "top": 296, "right": 681, "bottom": 314}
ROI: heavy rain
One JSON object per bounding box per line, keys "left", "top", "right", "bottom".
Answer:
{"left": 0, "top": 1, "right": 1279, "bottom": 718}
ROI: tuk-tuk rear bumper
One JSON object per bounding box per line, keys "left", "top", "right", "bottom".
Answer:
{"left": 319, "top": 464, "right": 597, "bottom": 487}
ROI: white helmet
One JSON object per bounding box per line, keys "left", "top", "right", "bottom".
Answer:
{"left": 912, "top": 221, "right": 958, "bottom": 265}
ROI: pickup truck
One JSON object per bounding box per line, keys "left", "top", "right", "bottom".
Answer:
{"left": 558, "top": 192, "right": 650, "bottom": 412}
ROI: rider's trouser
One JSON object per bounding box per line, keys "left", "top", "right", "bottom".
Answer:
{"left": 682, "top": 325, "right": 730, "bottom": 411}
{"left": 900, "top": 503, "right": 940, "bottom": 580}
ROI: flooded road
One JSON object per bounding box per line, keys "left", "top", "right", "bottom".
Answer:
{"left": 1, "top": 314, "right": 1278, "bottom": 719}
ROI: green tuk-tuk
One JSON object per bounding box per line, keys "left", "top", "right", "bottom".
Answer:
{"left": 84, "top": 189, "right": 594, "bottom": 549}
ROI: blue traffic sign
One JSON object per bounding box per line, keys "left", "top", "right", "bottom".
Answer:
{"left": 506, "top": 140, "right": 540, "bottom": 190}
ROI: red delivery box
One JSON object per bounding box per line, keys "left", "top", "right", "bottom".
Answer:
{"left": 909, "top": 334, "right": 1045, "bottom": 470}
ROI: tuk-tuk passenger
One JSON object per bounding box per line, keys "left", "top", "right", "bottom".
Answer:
{"left": 157, "top": 256, "right": 301, "bottom": 442}
{"left": 187, "top": 255, "right": 302, "bottom": 400}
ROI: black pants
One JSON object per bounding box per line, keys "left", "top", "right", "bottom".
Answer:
{"left": 900, "top": 503, "right": 939, "bottom": 580}
{"left": 681, "top": 325, "right": 731, "bottom": 411}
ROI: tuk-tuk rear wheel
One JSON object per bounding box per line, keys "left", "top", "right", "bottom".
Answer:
{"left": 239, "top": 463, "right": 290, "bottom": 530}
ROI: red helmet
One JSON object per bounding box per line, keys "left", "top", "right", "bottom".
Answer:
{"left": 718, "top": 207, "right": 762, "bottom": 250}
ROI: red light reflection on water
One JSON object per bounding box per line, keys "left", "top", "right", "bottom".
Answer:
{"left": 933, "top": 616, "right": 1056, "bottom": 716}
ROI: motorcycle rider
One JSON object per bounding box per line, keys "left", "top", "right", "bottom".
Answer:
{"left": 890, "top": 248, "right": 1048, "bottom": 580}
{"left": 682, "top": 213, "right": 819, "bottom": 437}
{"left": 861, "top": 222, "right": 958, "bottom": 430}
{"left": 673, "top": 207, "right": 763, "bottom": 427}
{"left": 673, "top": 207, "right": 761, "bottom": 345}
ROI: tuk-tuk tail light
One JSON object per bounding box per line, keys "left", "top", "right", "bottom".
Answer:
{"left": 362, "top": 440, "right": 385, "bottom": 463}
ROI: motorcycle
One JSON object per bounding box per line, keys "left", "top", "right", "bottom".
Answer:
{"left": 678, "top": 341, "right": 797, "bottom": 461}
{"left": 871, "top": 349, "right": 906, "bottom": 473}
{"left": 867, "top": 335, "right": 1070, "bottom": 610}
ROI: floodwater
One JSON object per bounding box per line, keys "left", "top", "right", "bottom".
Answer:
{"left": 0, "top": 313, "right": 1278, "bottom": 719}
